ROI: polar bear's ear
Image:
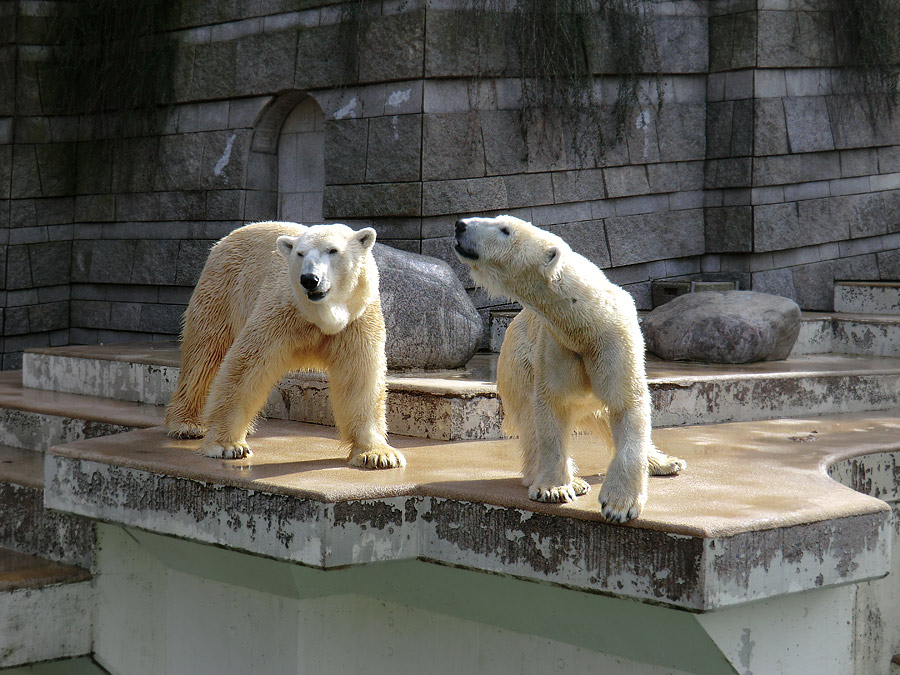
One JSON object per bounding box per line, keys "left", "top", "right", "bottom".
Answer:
{"left": 542, "top": 245, "right": 562, "bottom": 280}
{"left": 356, "top": 227, "right": 377, "bottom": 251}
{"left": 276, "top": 235, "right": 298, "bottom": 260}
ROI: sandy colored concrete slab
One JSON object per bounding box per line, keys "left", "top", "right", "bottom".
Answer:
{"left": 45, "top": 414, "right": 896, "bottom": 538}
{"left": 0, "top": 445, "right": 43, "bottom": 489}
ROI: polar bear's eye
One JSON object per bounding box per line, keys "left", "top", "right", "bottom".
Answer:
{"left": 327, "top": 248, "right": 339, "bottom": 255}
{"left": 500, "top": 226, "right": 511, "bottom": 236}
{"left": 296, "top": 251, "right": 304, "bottom": 257}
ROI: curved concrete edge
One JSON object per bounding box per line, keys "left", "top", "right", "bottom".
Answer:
{"left": 43, "top": 449, "right": 892, "bottom": 612}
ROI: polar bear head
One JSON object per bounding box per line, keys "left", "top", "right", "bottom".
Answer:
{"left": 453, "top": 215, "right": 570, "bottom": 300}
{"left": 276, "top": 224, "right": 378, "bottom": 334}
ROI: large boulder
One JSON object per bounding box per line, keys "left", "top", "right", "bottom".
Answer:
{"left": 373, "top": 244, "right": 482, "bottom": 370}
{"left": 642, "top": 291, "right": 801, "bottom": 363}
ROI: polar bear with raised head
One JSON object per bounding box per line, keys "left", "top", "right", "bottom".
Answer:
{"left": 166, "top": 221, "right": 405, "bottom": 469}
{"left": 454, "top": 215, "right": 684, "bottom": 522}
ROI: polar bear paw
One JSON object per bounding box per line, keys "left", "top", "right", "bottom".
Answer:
{"left": 166, "top": 421, "right": 207, "bottom": 439}
{"left": 649, "top": 451, "right": 686, "bottom": 476}
{"left": 201, "top": 440, "right": 253, "bottom": 459}
{"left": 599, "top": 482, "right": 645, "bottom": 523}
{"left": 349, "top": 447, "right": 406, "bottom": 470}
{"left": 528, "top": 477, "right": 590, "bottom": 504}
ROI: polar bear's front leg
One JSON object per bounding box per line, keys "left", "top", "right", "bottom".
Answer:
{"left": 526, "top": 388, "right": 589, "bottom": 504}
{"left": 599, "top": 401, "right": 652, "bottom": 523}
{"left": 200, "top": 321, "right": 297, "bottom": 460}
{"left": 326, "top": 330, "right": 405, "bottom": 470}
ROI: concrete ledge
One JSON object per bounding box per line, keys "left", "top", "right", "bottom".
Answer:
{"left": 44, "top": 413, "right": 897, "bottom": 611}
{"left": 22, "top": 345, "right": 900, "bottom": 438}
{"left": 0, "top": 547, "right": 92, "bottom": 669}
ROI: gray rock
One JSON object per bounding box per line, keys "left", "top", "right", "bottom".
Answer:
{"left": 373, "top": 244, "right": 482, "bottom": 370}
{"left": 642, "top": 291, "right": 801, "bottom": 363}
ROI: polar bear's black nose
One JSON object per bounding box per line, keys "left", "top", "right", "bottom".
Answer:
{"left": 455, "top": 219, "right": 467, "bottom": 235}
{"left": 300, "top": 273, "right": 319, "bottom": 290}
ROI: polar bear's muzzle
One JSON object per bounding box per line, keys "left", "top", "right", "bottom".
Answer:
{"left": 300, "top": 271, "right": 330, "bottom": 302}
{"left": 454, "top": 220, "right": 480, "bottom": 261}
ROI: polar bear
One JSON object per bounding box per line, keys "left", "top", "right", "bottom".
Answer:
{"left": 165, "top": 221, "right": 405, "bottom": 469}
{"left": 454, "top": 215, "right": 684, "bottom": 522}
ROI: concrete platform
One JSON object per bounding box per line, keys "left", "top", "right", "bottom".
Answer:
{"left": 44, "top": 411, "right": 898, "bottom": 611}
{"left": 796, "top": 311, "right": 900, "bottom": 358}
{"left": 0, "top": 547, "right": 92, "bottom": 669}
{"left": 0, "top": 370, "right": 165, "bottom": 451}
{"left": 21, "top": 343, "right": 900, "bottom": 438}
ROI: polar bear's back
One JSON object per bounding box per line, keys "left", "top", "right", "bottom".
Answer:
{"left": 191, "top": 221, "right": 304, "bottom": 333}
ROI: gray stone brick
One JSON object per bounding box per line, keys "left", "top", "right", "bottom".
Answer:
{"left": 604, "top": 166, "right": 648, "bottom": 199}
{"left": 503, "top": 173, "right": 553, "bottom": 208}
{"left": 670, "top": 191, "right": 705, "bottom": 211}
{"left": 883, "top": 191, "right": 900, "bottom": 233}
{"left": 552, "top": 170, "right": 605, "bottom": 204}
{"left": 421, "top": 177, "right": 507, "bottom": 217}
{"left": 731, "top": 11, "right": 758, "bottom": 69}
{"left": 625, "top": 108, "right": 661, "bottom": 165}
{"left": 235, "top": 31, "right": 297, "bottom": 95}
{"left": 10, "top": 200, "right": 37, "bottom": 229}
{"left": 753, "top": 151, "right": 840, "bottom": 186}
{"left": 424, "top": 10, "right": 510, "bottom": 79}
{"left": 753, "top": 99, "right": 789, "bottom": 156}
{"left": 835, "top": 254, "right": 879, "bottom": 281}
{"left": 325, "top": 182, "right": 423, "bottom": 219}
{"left": 706, "top": 101, "right": 734, "bottom": 159}
{"left": 754, "top": 201, "right": 804, "bottom": 252}
{"left": 784, "top": 68, "right": 832, "bottom": 97}
{"left": 176, "top": 240, "right": 216, "bottom": 286}
{"left": 37, "top": 285, "right": 69, "bottom": 303}
{"left": 524, "top": 113, "right": 566, "bottom": 173}
{"left": 0, "top": 146, "right": 11, "bottom": 200}
{"left": 366, "top": 114, "right": 421, "bottom": 182}
{"left": 615, "top": 194, "right": 669, "bottom": 217}
{"left": 105, "top": 286, "right": 158, "bottom": 303}
{"left": 783, "top": 97, "right": 834, "bottom": 152}
{"left": 155, "top": 134, "right": 203, "bottom": 191}
{"left": 110, "top": 303, "right": 143, "bottom": 332}
{"left": 848, "top": 192, "right": 889, "bottom": 239}
{"left": 11, "top": 145, "right": 41, "bottom": 199}
{"left": 159, "top": 287, "right": 195, "bottom": 304}
{"left": 29, "top": 241, "right": 71, "bottom": 287}
{"left": 705, "top": 206, "right": 752, "bottom": 253}
{"left": 789, "top": 196, "right": 851, "bottom": 249}
{"left": 829, "top": 176, "right": 870, "bottom": 197}
{"left": 244, "top": 190, "right": 277, "bottom": 221}
{"left": 159, "top": 191, "right": 206, "bottom": 221}
{"left": 877, "top": 249, "right": 900, "bottom": 279}
{"left": 757, "top": 11, "right": 836, "bottom": 69}
{"left": 358, "top": 10, "right": 425, "bottom": 82}
{"left": 423, "top": 113, "right": 485, "bottom": 181}
{"left": 708, "top": 14, "right": 734, "bottom": 72}
{"left": 176, "top": 102, "right": 230, "bottom": 134}
{"left": 657, "top": 103, "right": 705, "bottom": 162}
{"left": 207, "top": 190, "right": 244, "bottom": 220}
{"left": 722, "top": 188, "right": 751, "bottom": 206}
{"left": 783, "top": 181, "right": 829, "bottom": 201}
{"left": 6, "top": 245, "right": 32, "bottom": 290}
{"left": 14, "top": 116, "right": 50, "bottom": 144}
{"left": 229, "top": 97, "right": 272, "bottom": 129}
{"left": 3, "top": 306, "right": 30, "bottom": 336}
{"left": 731, "top": 99, "right": 754, "bottom": 156}
{"left": 481, "top": 111, "right": 527, "bottom": 176}
{"left": 201, "top": 130, "right": 250, "bottom": 190}
{"left": 74, "top": 194, "right": 115, "bottom": 223}
{"left": 791, "top": 260, "right": 835, "bottom": 310}
{"left": 115, "top": 193, "right": 160, "bottom": 222}
{"left": 6, "top": 289, "right": 38, "bottom": 307}
{"left": 325, "top": 119, "right": 369, "bottom": 185}
{"left": 72, "top": 240, "right": 136, "bottom": 284}
{"left": 69, "top": 327, "right": 99, "bottom": 345}
{"left": 871, "top": 173, "right": 900, "bottom": 192}
{"left": 606, "top": 209, "right": 704, "bottom": 266}
{"left": 532, "top": 203, "right": 592, "bottom": 227}
{"left": 295, "top": 23, "right": 356, "bottom": 90}
{"left": 878, "top": 146, "right": 900, "bottom": 174}
{"left": 35, "top": 197, "right": 74, "bottom": 226}
{"left": 70, "top": 300, "right": 111, "bottom": 329}
{"left": 751, "top": 268, "right": 795, "bottom": 300}
{"left": 707, "top": 158, "right": 752, "bottom": 189}
{"left": 190, "top": 41, "right": 238, "bottom": 100}
{"left": 755, "top": 69, "right": 787, "bottom": 98}
{"left": 131, "top": 240, "right": 180, "bottom": 285}
{"left": 28, "top": 301, "right": 67, "bottom": 333}
{"left": 546, "top": 220, "right": 610, "bottom": 269}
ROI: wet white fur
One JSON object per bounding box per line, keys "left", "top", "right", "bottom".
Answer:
{"left": 166, "top": 221, "right": 404, "bottom": 469}
{"left": 455, "top": 215, "right": 684, "bottom": 522}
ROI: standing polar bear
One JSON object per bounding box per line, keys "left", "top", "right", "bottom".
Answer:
{"left": 166, "top": 221, "right": 405, "bottom": 469}
{"left": 454, "top": 215, "right": 684, "bottom": 522}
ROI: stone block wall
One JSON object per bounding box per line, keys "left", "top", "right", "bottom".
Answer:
{"left": 1, "top": 0, "right": 900, "bottom": 367}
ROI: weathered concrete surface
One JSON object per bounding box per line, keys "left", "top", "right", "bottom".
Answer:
{"left": 44, "top": 412, "right": 897, "bottom": 610}
{"left": 0, "top": 548, "right": 92, "bottom": 669}
{"left": 791, "top": 311, "right": 900, "bottom": 358}
{"left": 642, "top": 291, "right": 801, "bottom": 363}
{"left": 20, "top": 345, "right": 900, "bottom": 436}
{"left": 835, "top": 282, "right": 900, "bottom": 315}
{"left": 0, "top": 446, "right": 93, "bottom": 568}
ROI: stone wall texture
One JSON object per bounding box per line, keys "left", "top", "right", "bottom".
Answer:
{"left": 1, "top": 0, "right": 899, "bottom": 367}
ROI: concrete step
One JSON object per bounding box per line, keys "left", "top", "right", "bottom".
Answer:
{"left": 20, "top": 344, "right": 900, "bottom": 438}
{"left": 0, "top": 547, "right": 93, "bottom": 669}
{"left": 835, "top": 281, "right": 900, "bottom": 315}
{"left": 795, "top": 311, "right": 900, "bottom": 357}
{"left": 0, "top": 445, "right": 93, "bottom": 568}
{"left": 0, "top": 371, "right": 165, "bottom": 452}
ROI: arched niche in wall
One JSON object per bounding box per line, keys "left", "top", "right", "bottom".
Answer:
{"left": 244, "top": 90, "right": 325, "bottom": 224}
